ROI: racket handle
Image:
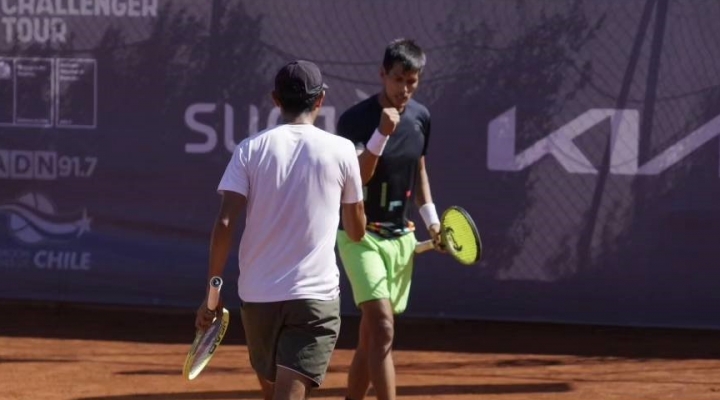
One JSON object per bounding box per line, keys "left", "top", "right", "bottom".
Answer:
{"left": 206, "top": 276, "right": 223, "bottom": 311}
{"left": 415, "top": 240, "right": 435, "bottom": 254}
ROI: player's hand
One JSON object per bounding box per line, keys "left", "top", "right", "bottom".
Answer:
{"left": 195, "top": 297, "right": 224, "bottom": 332}
{"left": 428, "top": 223, "right": 447, "bottom": 253}
{"left": 378, "top": 107, "right": 401, "bottom": 136}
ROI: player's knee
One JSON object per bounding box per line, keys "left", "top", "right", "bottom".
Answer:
{"left": 256, "top": 375, "right": 274, "bottom": 399}
{"left": 359, "top": 299, "right": 395, "bottom": 350}
{"left": 367, "top": 315, "right": 394, "bottom": 349}
{"left": 273, "top": 366, "right": 313, "bottom": 400}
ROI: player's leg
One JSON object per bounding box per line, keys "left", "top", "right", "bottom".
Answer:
{"left": 354, "top": 232, "right": 416, "bottom": 400}
{"left": 358, "top": 298, "right": 396, "bottom": 400}
{"left": 272, "top": 366, "right": 315, "bottom": 400}
{"left": 385, "top": 232, "right": 418, "bottom": 315}
{"left": 257, "top": 377, "right": 274, "bottom": 400}
{"left": 346, "top": 314, "right": 371, "bottom": 399}
{"left": 274, "top": 298, "right": 341, "bottom": 400}
{"left": 240, "top": 301, "right": 284, "bottom": 400}
{"left": 337, "top": 230, "right": 397, "bottom": 400}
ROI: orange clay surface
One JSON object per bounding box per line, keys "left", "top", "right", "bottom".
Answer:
{"left": 2, "top": 302, "right": 720, "bottom": 399}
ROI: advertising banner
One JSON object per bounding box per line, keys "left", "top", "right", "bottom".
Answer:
{"left": 2, "top": 0, "right": 719, "bottom": 329}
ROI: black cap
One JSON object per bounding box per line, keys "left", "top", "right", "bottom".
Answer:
{"left": 274, "top": 60, "right": 328, "bottom": 99}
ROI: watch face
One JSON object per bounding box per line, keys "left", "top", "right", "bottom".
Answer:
{"left": 210, "top": 277, "right": 223, "bottom": 288}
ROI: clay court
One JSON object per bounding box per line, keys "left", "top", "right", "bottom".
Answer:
{"left": 1, "top": 302, "right": 719, "bottom": 400}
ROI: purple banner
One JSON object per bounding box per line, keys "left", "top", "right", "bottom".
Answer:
{"left": 1, "top": 0, "right": 720, "bottom": 329}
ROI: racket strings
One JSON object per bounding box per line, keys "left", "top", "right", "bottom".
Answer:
{"left": 184, "top": 310, "right": 229, "bottom": 380}
{"left": 443, "top": 209, "right": 479, "bottom": 264}
{"left": 187, "top": 326, "right": 218, "bottom": 377}
{"left": 193, "top": 329, "right": 217, "bottom": 358}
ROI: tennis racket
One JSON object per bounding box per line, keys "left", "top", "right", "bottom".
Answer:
{"left": 182, "top": 276, "right": 229, "bottom": 380}
{"left": 415, "top": 206, "right": 482, "bottom": 265}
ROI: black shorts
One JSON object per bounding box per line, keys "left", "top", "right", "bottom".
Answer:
{"left": 240, "top": 297, "right": 341, "bottom": 387}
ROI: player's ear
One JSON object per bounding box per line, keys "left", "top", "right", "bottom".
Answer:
{"left": 271, "top": 91, "right": 281, "bottom": 107}
{"left": 379, "top": 66, "right": 386, "bottom": 80}
{"left": 314, "top": 91, "right": 326, "bottom": 110}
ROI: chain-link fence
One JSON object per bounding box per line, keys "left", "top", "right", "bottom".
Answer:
{"left": 1, "top": 0, "right": 719, "bottom": 326}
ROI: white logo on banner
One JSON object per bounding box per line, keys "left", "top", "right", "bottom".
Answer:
{"left": 183, "top": 88, "right": 374, "bottom": 154}
{"left": 183, "top": 103, "right": 337, "bottom": 154}
{"left": 0, "top": 192, "right": 92, "bottom": 270}
{"left": 488, "top": 107, "right": 720, "bottom": 176}
{"left": 0, "top": 0, "right": 159, "bottom": 44}
{"left": 0, "top": 149, "right": 98, "bottom": 180}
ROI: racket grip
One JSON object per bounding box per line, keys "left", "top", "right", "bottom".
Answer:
{"left": 415, "top": 240, "right": 435, "bottom": 254}
{"left": 206, "top": 276, "right": 223, "bottom": 311}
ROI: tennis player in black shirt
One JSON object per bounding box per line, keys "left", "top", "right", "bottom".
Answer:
{"left": 336, "top": 38, "right": 443, "bottom": 400}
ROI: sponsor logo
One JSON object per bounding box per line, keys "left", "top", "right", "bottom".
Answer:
{"left": 184, "top": 103, "right": 337, "bottom": 154}
{"left": 0, "top": 149, "right": 98, "bottom": 180}
{"left": 0, "top": 192, "right": 92, "bottom": 271}
{"left": 488, "top": 107, "right": 720, "bottom": 176}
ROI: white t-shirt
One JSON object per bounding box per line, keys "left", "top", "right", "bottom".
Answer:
{"left": 217, "top": 123, "right": 363, "bottom": 303}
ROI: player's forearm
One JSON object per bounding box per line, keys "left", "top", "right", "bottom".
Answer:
{"left": 342, "top": 201, "right": 367, "bottom": 242}
{"left": 415, "top": 159, "right": 440, "bottom": 228}
{"left": 206, "top": 217, "right": 235, "bottom": 281}
{"left": 415, "top": 167, "right": 433, "bottom": 207}
{"left": 206, "top": 193, "right": 246, "bottom": 284}
{"left": 358, "top": 129, "right": 391, "bottom": 184}
{"left": 358, "top": 151, "right": 380, "bottom": 185}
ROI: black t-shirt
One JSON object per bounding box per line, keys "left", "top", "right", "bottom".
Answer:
{"left": 336, "top": 94, "right": 431, "bottom": 237}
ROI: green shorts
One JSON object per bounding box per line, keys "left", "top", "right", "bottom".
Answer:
{"left": 240, "top": 298, "right": 340, "bottom": 387}
{"left": 337, "top": 230, "right": 417, "bottom": 314}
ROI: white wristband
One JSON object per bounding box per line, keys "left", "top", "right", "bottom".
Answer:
{"left": 419, "top": 203, "right": 440, "bottom": 228}
{"left": 366, "top": 129, "right": 389, "bottom": 156}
